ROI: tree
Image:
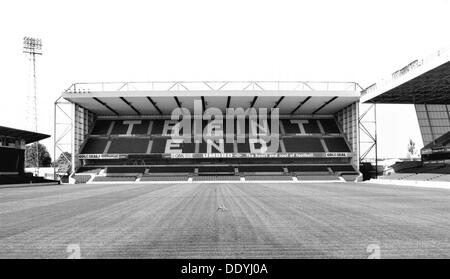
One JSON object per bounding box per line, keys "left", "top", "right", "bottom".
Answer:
{"left": 25, "top": 142, "right": 52, "bottom": 168}
{"left": 406, "top": 138, "right": 416, "bottom": 159}
{"left": 53, "top": 152, "right": 72, "bottom": 173}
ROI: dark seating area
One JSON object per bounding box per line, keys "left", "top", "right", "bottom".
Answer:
{"left": 282, "top": 119, "right": 321, "bottom": 134}
{"left": 81, "top": 138, "right": 108, "bottom": 154}
{"left": 236, "top": 142, "right": 251, "bottom": 153}
{"left": 149, "top": 138, "right": 196, "bottom": 154}
{"left": 149, "top": 120, "right": 164, "bottom": 135}
{"left": 90, "top": 120, "right": 112, "bottom": 135}
{"left": 106, "top": 167, "right": 146, "bottom": 176}
{"left": 198, "top": 166, "right": 235, "bottom": 173}
{"left": 324, "top": 137, "right": 350, "bottom": 152}
{"left": 76, "top": 167, "right": 103, "bottom": 174}
{"left": 427, "top": 165, "right": 450, "bottom": 174}
{"left": 88, "top": 118, "right": 343, "bottom": 136}
{"left": 150, "top": 138, "right": 167, "bottom": 153}
{"left": 283, "top": 137, "right": 324, "bottom": 152}
{"left": 148, "top": 166, "right": 195, "bottom": 174}
{"left": 110, "top": 120, "right": 151, "bottom": 135}
{"left": 390, "top": 161, "right": 423, "bottom": 172}
{"left": 319, "top": 119, "right": 340, "bottom": 133}
{"left": 238, "top": 165, "right": 284, "bottom": 173}
{"left": 396, "top": 163, "right": 446, "bottom": 174}
{"left": 108, "top": 138, "right": 150, "bottom": 154}
{"left": 330, "top": 165, "right": 356, "bottom": 172}
{"left": 82, "top": 136, "right": 353, "bottom": 155}
{"left": 287, "top": 165, "right": 329, "bottom": 173}
{"left": 180, "top": 141, "right": 196, "bottom": 153}
{"left": 80, "top": 118, "right": 352, "bottom": 156}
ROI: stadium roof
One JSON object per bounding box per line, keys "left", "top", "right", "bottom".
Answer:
{"left": 0, "top": 126, "right": 50, "bottom": 144}
{"left": 361, "top": 48, "right": 450, "bottom": 104}
{"left": 62, "top": 81, "right": 361, "bottom": 116}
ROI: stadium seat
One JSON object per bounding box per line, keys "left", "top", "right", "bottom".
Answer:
{"left": 108, "top": 138, "right": 150, "bottom": 154}
{"left": 106, "top": 167, "right": 146, "bottom": 176}
{"left": 395, "top": 163, "right": 446, "bottom": 174}
{"left": 180, "top": 141, "right": 196, "bottom": 153}
{"left": 198, "top": 166, "right": 235, "bottom": 173}
{"left": 238, "top": 165, "right": 284, "bottom": 173}
{"left": 110, "top": 120, "right": 151, "bottom": 135}
{"left": 429, "top": 165, "right": 450, "bottom": 174}
{"left": 76, "top": 167, "right": 103, "bottom": 174}
{"left": 91, "top": 120, "right": 112, "bottom": 135}
{"left": 319, "top": 119, "right": 340, "bottom": 133}
{"left": 147, "top": 166, "right": 195, "bottom": 174}
{"left": 82, "top": 118, "right": 353, "bottom": 156}
{"left": 96, "top": 118, "right": 340, "bottom": 136}
{"left": 287, "top": 165, "right": 329, "bottom": 173}
{"left": 281, "top": 119, "right": 321, "bottom": 134}
{"left": 324, "top": 137, "right": 351, "bottom": 152}
{"left": 150, "top": 120, "right": 165, "bottom": 135}
{"left": 283, "top": 137, "right": 324, "bottom": 152}
{"left": 150, "top": 138, "right": 167, "bottom": 153}
{"left": 81, "top": 138, "right": 109, "bottom": 154}
{"left": 236, "top": 142, "right": 251, "bottom": 153}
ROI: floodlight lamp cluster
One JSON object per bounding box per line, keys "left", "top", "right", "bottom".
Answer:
{"left": 23, "top": 37, "right": 43, "bottom": 54}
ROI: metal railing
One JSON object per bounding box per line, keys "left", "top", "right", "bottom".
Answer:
{"left": 65, "top": 81, "right": 362, "bottom": 93}
{"left": 362, "top": 47, "right": 450, "bottom": 96}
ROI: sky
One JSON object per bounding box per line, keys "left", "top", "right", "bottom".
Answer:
{"left": 0, "top": 0, "right": 449, "bottom": 159}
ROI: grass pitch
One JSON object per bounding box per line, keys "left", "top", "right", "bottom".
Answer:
{"left": 0, "top": 182, "right": 449, "bottom": 258}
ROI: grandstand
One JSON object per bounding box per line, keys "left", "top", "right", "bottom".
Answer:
{"left": 362, "top": 48, "right": 450, "bottom": 184}
{"left": 56, "top": 81, "right": 361, "bottom": 183}
{"left": 421, "top": 131, "right": 450, "bottom": 163}
{"left": 0, "top": 126, "right": 58, "bottom": 186}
